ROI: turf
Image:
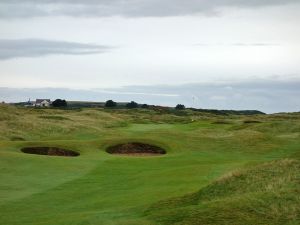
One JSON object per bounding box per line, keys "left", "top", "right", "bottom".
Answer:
{"left": 0, "top": 105, "right": 299, "bottom": 225}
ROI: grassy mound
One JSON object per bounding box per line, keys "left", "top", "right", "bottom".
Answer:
{"left": 146, "top": 159, "right": 300, "bottom": 225}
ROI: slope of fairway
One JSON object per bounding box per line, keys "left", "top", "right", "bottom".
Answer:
{"left": 0, "top": 105, "right": 300, "bottom": 224}
{"left": 146, "top": 159, "right": 300, "bottom": 225}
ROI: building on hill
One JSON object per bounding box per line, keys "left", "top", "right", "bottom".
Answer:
{"left": 34, "top": 99, "right": 51, "bottom": 107}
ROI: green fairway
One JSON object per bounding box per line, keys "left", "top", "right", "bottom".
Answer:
{"left": 0, "top": 105, "right": 299, "bottom": 225}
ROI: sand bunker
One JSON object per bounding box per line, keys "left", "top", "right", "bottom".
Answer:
{"left": 21, "top": 147, "right": 79, "bottom": 157}
{"left": 106, "top": 142, "right": 166, "bottom": 156}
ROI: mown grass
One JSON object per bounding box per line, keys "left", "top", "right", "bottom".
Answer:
{"left": 0, "top": 105, "right": 299, "bottom": 225}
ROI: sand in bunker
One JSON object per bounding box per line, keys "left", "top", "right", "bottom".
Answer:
{"left": 106, "top": 142, "right": 166, "bottom": 156}
{"left": 21, "top": 147, "right": 80, "bottom": 157}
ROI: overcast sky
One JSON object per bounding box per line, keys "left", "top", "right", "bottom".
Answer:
{"left": 0, "top": 0, "right": 300, "bottom": 112}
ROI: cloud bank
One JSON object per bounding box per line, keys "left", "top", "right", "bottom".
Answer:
{"left": 0, "top": 39, "right": 113, "bottom": 60}
{"left": 0, "top": 0, "right": 299, "bottom": 18}
{"left": 194, "top": 43, "right": 281, "bottom": 47}
{"left": 1, "top": 79, "right": 299, "bottom": 113}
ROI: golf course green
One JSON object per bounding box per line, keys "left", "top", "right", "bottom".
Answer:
{"left": 0, "top": 104, "right": 299, "bottom": 225}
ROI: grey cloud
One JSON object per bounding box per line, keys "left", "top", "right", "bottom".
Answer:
{"left": 104, "top": 79, "right": 300, "bottom": 113}
{"left": 194, "top": 43, "right": 281, "bottom": 47}
{"left": 0, "top": 79, "right": 300, "bottom": 113}
{"left": 231, "top": 43, "right": 281, "bottom": 46}
{"left": 0, "top": 0, "right": 299, "bottom": 18}
{"left": 0, "top": 39, "right": 113, "bottom": 60}
{"left": 2, "top": 78, "right": 298, "bottom": 113}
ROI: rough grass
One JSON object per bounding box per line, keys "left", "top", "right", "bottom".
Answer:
{"left": 146, "top": 159, "right": 300, "bottom": 225}
{"left": 0, "top": 105, "right": 299, "bottom": 225}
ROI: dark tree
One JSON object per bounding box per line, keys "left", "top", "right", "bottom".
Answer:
{"left": 175, "top": 104, "right": 185, "bottom": 110}
{"left": 52, "top": 99, "right": 67, "bottom": 107}
{"left": 105, "top": 100, "right": 117, "bottom": 107}
{"left": 141, "top": 104, "right": 149, "bottom": 109}
{"left": 126, "top": 101, "right": 138, "bottom": 108}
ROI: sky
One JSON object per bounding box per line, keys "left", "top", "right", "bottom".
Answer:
{"left": 0, "top": 0, "right": 300, "bottom": 112}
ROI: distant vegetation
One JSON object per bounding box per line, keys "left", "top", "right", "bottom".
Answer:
{"left": 52, "top": 99, "right": 67, "bottom": 107}
{"left": 126, "top": 101, "right": 138, "bottom": 108}
{"left": 141, "top": 104, "right": 149, "bottom": 109}
{"left": 13, "top": 99, "right": 265, "bottom": 115}
{"left": 175, "top": 104, "right": 185, "bottom": 110}
{"left": 188, "top": 108, "right": 265, "bottom": 115}
{"left": 105, "top": 100, "right": 117, "bottom": 107}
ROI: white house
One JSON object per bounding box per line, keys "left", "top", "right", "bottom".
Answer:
{"left": 34, "top": 99, "right": 51, "bottom": 107}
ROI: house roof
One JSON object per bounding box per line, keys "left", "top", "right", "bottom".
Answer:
{"left": 36, "top": 99, "right": 51, "bottom": 104}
